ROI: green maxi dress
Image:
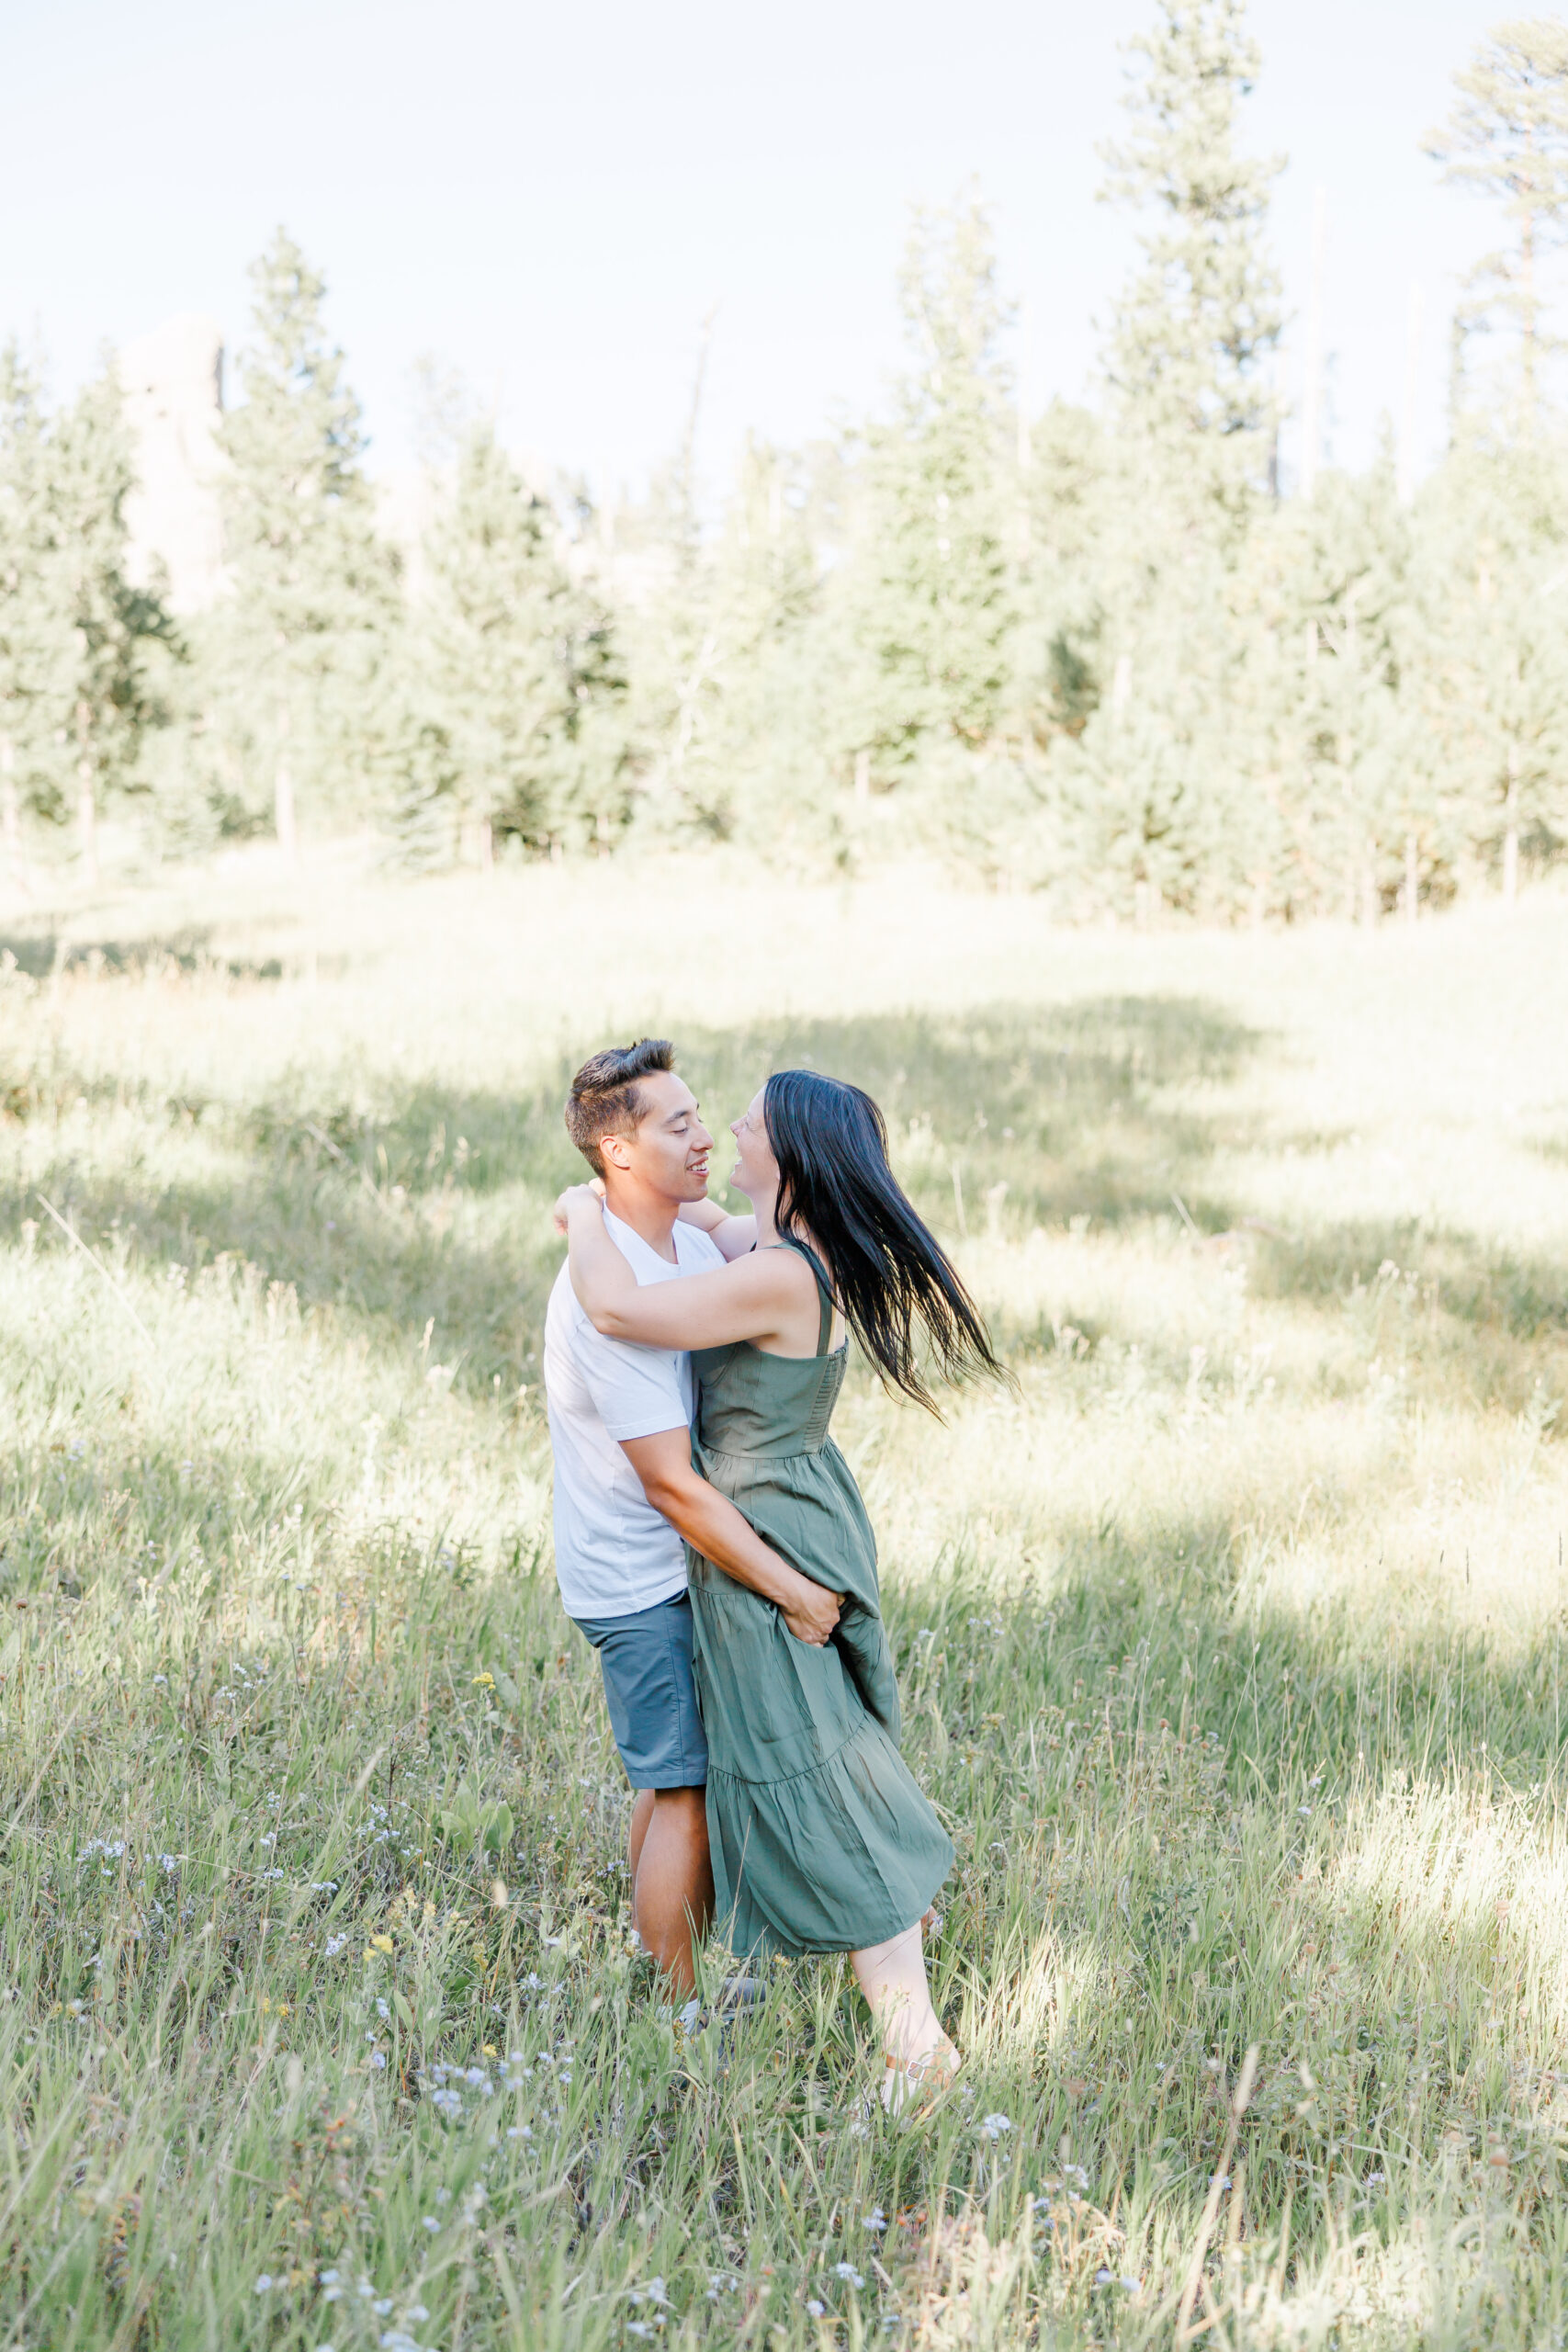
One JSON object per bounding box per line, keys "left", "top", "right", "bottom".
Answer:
{"left": 685, "top": 1239, "right": 954, "bottom": 1960}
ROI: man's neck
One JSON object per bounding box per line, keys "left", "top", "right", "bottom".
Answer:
{"left": 600, "top": 1177, "right": 680, "bottom": 1263}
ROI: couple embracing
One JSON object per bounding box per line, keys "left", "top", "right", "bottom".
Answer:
{"left": 545, "top": 1040, "right": 1000, "bottom": 2108}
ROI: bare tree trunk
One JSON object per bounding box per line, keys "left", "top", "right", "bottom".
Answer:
{"left": 74, "top": 701, "right": 99, "bottom": 888}
{"left": 479, "top": 815, "right": 493, "bottom": 871}
{"left": 1359, "top": 855, "right": 1378, "bottom": 927}
{"left": 1404, "top": 831, "right": 1418, "bottom": 925}
{"left": 1504, "top": 751, "right": 1520, "bottom": 907}
{"left": 275, "top": 697, "right": 298, "bottom": 867}
{"left": 853, "top": 749, "right": 871, "bottom": 805}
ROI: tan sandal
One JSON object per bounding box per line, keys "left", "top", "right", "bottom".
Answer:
{"left": 882, "top": 2040, "right": 964, "bottom": 2118}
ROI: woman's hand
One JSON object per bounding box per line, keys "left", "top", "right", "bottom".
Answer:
{"left": 781, "top": 1577, "right": 846, "bottom": 1646}
{"left": 552, "top": 1177, "right": 605, "bottom": 1235}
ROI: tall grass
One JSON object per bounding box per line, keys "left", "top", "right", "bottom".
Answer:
{"left": 1, "top": 847, "right": 1565, "bottom": 2349}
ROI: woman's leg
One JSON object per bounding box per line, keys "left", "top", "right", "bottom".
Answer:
{"left": 852, "top": 1921, "right": 958, "bottom": 2100}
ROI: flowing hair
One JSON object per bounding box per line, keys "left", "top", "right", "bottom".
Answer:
{"left": 764, "top": 1069, "right": 1007, "bottom": 1412}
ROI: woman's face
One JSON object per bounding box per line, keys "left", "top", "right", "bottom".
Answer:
{"left": 728, "top": 1087, "right": 777, "bottom": 1202}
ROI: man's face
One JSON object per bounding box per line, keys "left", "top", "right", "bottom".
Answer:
{"left": 603, "top": 1070, "right": 713, "bottom": 1202}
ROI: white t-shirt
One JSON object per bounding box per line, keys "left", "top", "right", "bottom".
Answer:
{"left": 543, "top": 1208, "right": 726, "bottom": 1619}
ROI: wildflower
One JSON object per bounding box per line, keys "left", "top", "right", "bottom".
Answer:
{"left": 471, "top": 1671, "right": 495, "bottom": 1688}
{"left": 370, "top": 1934, "right": 395, "bottom": 1954}
{"left": 834, "top": 2263, "right": 865, "bottom": 2289}
{"left": 255, "top": 2276, "right": 274, "bottom": 2293}
{"left": 376, "top": 1998, "right": 390, "bottom": 2019}
{"left": 320, "top": 2271, "right": 339, "bottom": 2287}
{"left": 806, "top": 2300, "right": 827, "bottom": 2318}
{"left": 324, "top": 1935, "right": 349, "bottom": 1959}
{"left": 627, "top": 2328, "right": 654, "bottom": 2343}
{"left": 507, "top": 2124, "right": 532, "bottom": 2140}
{"left": 979, "top": 2112, "right": 1012, "bottom": 2140}
{"left": 369, "top": 2052, "right": 387, "bottom": 2069}
{"left": 423, "top": 2216, "right": 439, "bottom": 2232}
{"left": 409, "top": 2309, "right": 430, "bottom": 2324}
{"left": 372, "top": 2298, "right": 393, "bottom": 2315}
{"left": 863, "top": 2209, "right": 886, "bottom": 2232}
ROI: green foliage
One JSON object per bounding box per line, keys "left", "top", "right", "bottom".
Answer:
{"left": 843, "top": 197, "right": 1016, "bottom": 809}
{"left": 1099, "top": 0, "right": 1282, "bottom": 494}
{"left": 215, "top": 228, "right": 397, "bottom": 855}
{"left": 437, "top": 1778, "right": 515, "bottom": 1859}
{"left": 11, "top": 7, "right": 1568, "bottom": 913}
{"left": 1427, "top": 17, "right": 1568, "bottom": 428}
{"left": 405, "top": 425, "right": 626, "bottom": 857}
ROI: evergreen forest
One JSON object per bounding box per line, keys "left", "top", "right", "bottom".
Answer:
{"left": 5, "top": 1, "right": 1568, "bottom": 922}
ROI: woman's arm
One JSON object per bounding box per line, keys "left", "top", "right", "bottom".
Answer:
{"left": 677, "top": 1197, "right": 759, "bottom": 1261}
{"left": 558, "top": 1187, "right": 810, "bottom": 1350}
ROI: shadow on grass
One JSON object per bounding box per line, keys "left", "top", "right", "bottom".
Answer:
{"left": 0, "top": 927, "right": 285, "bottom": 982}
{"left": 6, "top": 989, "right": 1567, "bottom": 1386}
{"left": 1, "top": 996, "right": 1271, "bottom": 1386}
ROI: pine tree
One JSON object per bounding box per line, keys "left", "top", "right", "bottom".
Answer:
{"left": 412, "top": 425, "right": 623, "bottom": 857}
{"left": 1418, "top": 437, "right": 1568, "bottom": 899}
{"left": 1427, "top": 19, "right": 1568, "bottom": 432}
{"left": 0, "top": 346, "right": 72, "bottom": 888}
{"left": 51, "top": 367, "right": 175, "bottom": 884}
{"left": 1100, "top": 0, "right": 1283, "bottom": 504}
{"left": 218, "top": 230, "right": 394, "bottom": 862}
{"left": 842, "top": 195, "right": 1015, "bottom": 815}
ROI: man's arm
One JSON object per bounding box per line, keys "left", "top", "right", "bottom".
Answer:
{"left": 620, "top": 1429, "right": 842, "bottom": 1645}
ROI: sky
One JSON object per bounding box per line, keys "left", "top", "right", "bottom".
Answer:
{"left": 0, "top": 0, "right": 1527, "bottom": 503}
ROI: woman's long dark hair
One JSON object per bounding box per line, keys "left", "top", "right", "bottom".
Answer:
{"left": 764, "top": 1069, "right": 1006, "bottom": 1412}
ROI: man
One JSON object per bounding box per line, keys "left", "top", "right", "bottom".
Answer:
{"left": 543, "top": 1038, "right": 840, "bottom": 1996}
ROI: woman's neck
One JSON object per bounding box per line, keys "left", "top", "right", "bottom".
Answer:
{"left": 751, "top": 1178, "right": 781, "bottom": 1250}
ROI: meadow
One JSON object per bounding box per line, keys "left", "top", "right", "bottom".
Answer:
{"left": 1, "top": 846, "right": 1566, "bottom": 2351}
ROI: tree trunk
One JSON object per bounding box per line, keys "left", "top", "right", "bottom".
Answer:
{"left": 853, "top": 749, "right": 871, "bottom": 804}
{"left": 479, "top": 816, "right": 493, "bottom": 871}
{"left": 1504, "top": 751, "right": 1520, "bottom": 908}
{"left": 1404, "top": 831, "right": 1418, "bottom": 925}
{"left": 1359, "top": 856, "right": 1378, "bottom": 928}
{"left": 77, "top": 768, "right": 98, "bottom": 888}
{"left": 275, "top": 698, "right": 298, "bottom": 867}
{"left": 0, "top": 732, "right": 23, "bottom": 895}
{"left": 74, "top": 701, "right": 99, "bottom": 888}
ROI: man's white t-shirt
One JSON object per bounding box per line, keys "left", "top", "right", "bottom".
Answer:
{"left": 543, "top": 1208, "right": 726, "bottom": 1620}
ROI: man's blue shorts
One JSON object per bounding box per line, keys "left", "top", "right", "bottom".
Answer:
{"left": 571, "top": 1591, "right": 708, "bottom": 1791}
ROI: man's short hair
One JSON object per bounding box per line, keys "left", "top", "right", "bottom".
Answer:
{"left": 564, "top": 1038, "right": 676, "bottom": 1178}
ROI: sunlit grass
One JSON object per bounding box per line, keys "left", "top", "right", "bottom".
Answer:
{"left": 1, "top": 846, "right": 1565, "bottom": 2348}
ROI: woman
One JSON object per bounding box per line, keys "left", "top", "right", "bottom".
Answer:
{"left": 558, "top": 1069, "right": 1003, "bottom": 2107}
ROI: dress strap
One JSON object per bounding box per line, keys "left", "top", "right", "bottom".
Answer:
{"left": 777, "top": 1234, "right": 835, "bottom": 1356}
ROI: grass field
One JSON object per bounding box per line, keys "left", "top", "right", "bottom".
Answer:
{"left": 2, "top": 846, "right": 1566, "bottom": 2351}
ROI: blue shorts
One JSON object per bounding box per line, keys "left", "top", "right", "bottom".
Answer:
{"left": 571, "top": 1591, "right": 708, "bottom": 1791}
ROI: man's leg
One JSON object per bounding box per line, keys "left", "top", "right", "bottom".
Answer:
{"left": 630, "top": 1786, "right": 713, "bottom": 1997}
{"left": 627, "top": 1787, "right": 656, "bottom": 1882}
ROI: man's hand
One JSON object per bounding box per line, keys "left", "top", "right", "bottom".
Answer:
{"left": 780, "top": 1577, "right": 845, "bottom": 1646}
{"left": 552, "top": 1176, "right": 605, "bottom": 1235}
